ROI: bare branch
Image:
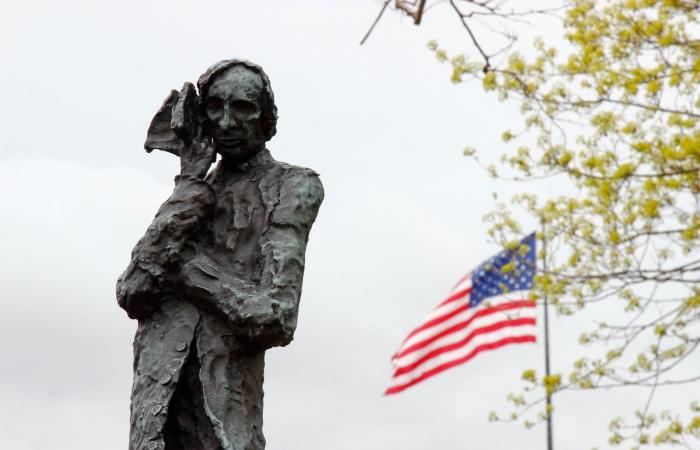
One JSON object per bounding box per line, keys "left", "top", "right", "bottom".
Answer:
{"left": 449, "top": 0, "right": 492, "bottom": 70}
{"left": 395, "top": 0, "right": 428, "bottom": 24}
{"left": 360, "top": 0, "right": 392, "bottom": 45}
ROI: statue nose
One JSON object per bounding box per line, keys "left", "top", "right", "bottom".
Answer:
{"left": 219, "top": 105, "right": 238, "bottom": 130}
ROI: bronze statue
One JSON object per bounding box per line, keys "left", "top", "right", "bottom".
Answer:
{"left": 117, "top": 59, "right": 324, "bottom": 450}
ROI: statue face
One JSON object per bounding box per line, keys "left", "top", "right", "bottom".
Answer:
{"left": 202, "top": 65, "right": 266, "bottom": 162}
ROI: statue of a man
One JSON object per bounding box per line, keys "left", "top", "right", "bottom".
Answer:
{"left": 116, "top": 59, "right": 324, "bottom": 450}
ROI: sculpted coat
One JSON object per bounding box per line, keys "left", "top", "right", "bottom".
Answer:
{"left": 117, "top": 60, "right": 323, "bottom": 450}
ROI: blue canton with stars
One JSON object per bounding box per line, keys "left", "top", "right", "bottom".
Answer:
{"left": 469, "top": 233, "right": 536, "bottom": 307}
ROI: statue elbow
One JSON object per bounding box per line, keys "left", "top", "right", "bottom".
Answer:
{"left": 116, "top": 267, "right": 160, "bottom": 320}
{"left": 240, "top": 306, "right": 297, "bottom": 349}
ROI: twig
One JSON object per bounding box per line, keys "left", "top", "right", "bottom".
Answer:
{"left": 415, "top": 0, "right": 428, "bottom": 24}
{"left": 360, "top": 0, "right": 392, "bottom": 45}
{"left": 449, "top": 0, "right": 492, "bottom": 70}
{"left": 395, "top": 0, "right": 429, "bottom": 24}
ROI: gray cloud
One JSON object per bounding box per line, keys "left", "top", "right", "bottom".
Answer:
{"left": 2, "top": 1, "right": 690, "bottom": 449}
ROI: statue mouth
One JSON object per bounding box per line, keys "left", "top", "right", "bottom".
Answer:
{"left": 215, "top": 137, "right": 245, "bottom": 147}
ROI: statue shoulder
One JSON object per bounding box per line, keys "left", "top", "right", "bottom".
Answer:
{"left": 273, "top": 160, "right": 324, "bottom": 199}
{"left": 273, "top": 160, "right": 321, "bottom": 178}
{"left": 270, "top": 161, "right": 324, "bottom": 227}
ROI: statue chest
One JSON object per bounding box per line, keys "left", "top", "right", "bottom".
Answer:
{"left": 210, "top": 169, "right": 281, "bottom": 278}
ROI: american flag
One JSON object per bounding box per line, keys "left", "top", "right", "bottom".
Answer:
{"left": 385, "top": 234, "right": 538, "bottom": 395}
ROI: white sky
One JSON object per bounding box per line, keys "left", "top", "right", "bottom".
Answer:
{"left": 0, "top": 1, "right": 692, "bottom": 449}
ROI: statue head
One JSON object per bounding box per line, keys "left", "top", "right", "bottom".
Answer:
{"left": 197, "top": 59, "right": 278, "bottom": 162}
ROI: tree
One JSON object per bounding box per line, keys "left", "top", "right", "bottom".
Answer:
{"left": 377, "top": 0, "right": 700, "bottom": 447}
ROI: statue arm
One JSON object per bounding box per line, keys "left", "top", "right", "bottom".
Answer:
{"left": 116, "top": 175, "right": 216, "bottom": 319}
{"left": 178, "top": 170, "right": 324, "bottom": 348}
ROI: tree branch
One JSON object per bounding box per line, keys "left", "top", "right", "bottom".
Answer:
{"left": 449, "top": 0, "right": 492, "bottom": 70}
{"left": 360, "top": 0, "right": 392, "bottom": 45}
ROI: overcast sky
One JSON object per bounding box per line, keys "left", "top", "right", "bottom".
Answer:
{"left": 0, "top": 1, "right": 692, "bottom": 449}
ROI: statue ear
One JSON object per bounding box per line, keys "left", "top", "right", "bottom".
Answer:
{"left": 144, "top": 90, "right": 183, "bottom": 156}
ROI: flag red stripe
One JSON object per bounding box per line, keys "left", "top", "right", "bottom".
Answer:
{"left": 394, "top": 287, "right": 473, "bottom": 353}
{"left": 394, "top": 300, "right": 535, "bottom": 359}
{"left": 393, "top": 317, "right": 536, "bottom": 377}
{"left": 401, "top": 302, "right": 472, "bottom": 344}
{"left": 384, "top": 335, "right": 536, "bottom": 395}
{"left": 437, "top": 286, "right": 472, "bottom": 307}
{"left": 451, "top": 272, "right": 472, "bottom": 292}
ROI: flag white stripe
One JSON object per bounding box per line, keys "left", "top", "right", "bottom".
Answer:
{"left": 396, "top": 302, "right": 475, "bottom": 356}
{"left": 421, "top": 294, "right": 470, "bottom": 325}
{"left": 393, "top": 297, "right": 536, "bottom": 369}
{"left": 395, "top": 295, "right": 531, "bottom": 359}
{"left": 387, "top": 326, "right": 536, "bottom": 389}
{"left": 450, "top": 273, "right": 472, "bottom": 295}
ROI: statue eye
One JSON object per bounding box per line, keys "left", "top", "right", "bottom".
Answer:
{"left": 205, "top": 97, "right": 224, "bottom": 118}
{"left": 231, "top": 100, "right": 258, "bottom": 118}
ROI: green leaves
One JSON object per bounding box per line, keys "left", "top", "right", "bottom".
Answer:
{"left": 436, "top": 0, "right": 700, "bottom": 446}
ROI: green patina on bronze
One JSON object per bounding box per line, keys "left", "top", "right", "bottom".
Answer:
{"left": 118, "top": 60, "right": 324, "bottom": 450}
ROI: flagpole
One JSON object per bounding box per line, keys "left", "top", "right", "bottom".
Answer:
{"left": 541, "top": 222, "right": 554, "bottom": 450}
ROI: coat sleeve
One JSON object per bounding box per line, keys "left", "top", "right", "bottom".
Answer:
{"left": 116, "top": 175, "right": 216, "bottom": 319}
{"left": 177, "top": 170, "right": 324, "bottom": 348}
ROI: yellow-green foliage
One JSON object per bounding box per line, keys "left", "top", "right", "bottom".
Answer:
{"left": 430, "top": 0, "right": 700, "bottom": 447}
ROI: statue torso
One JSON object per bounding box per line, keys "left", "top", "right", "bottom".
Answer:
{"left": 205, "top": 149, "right": 307, "bottom": 281}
